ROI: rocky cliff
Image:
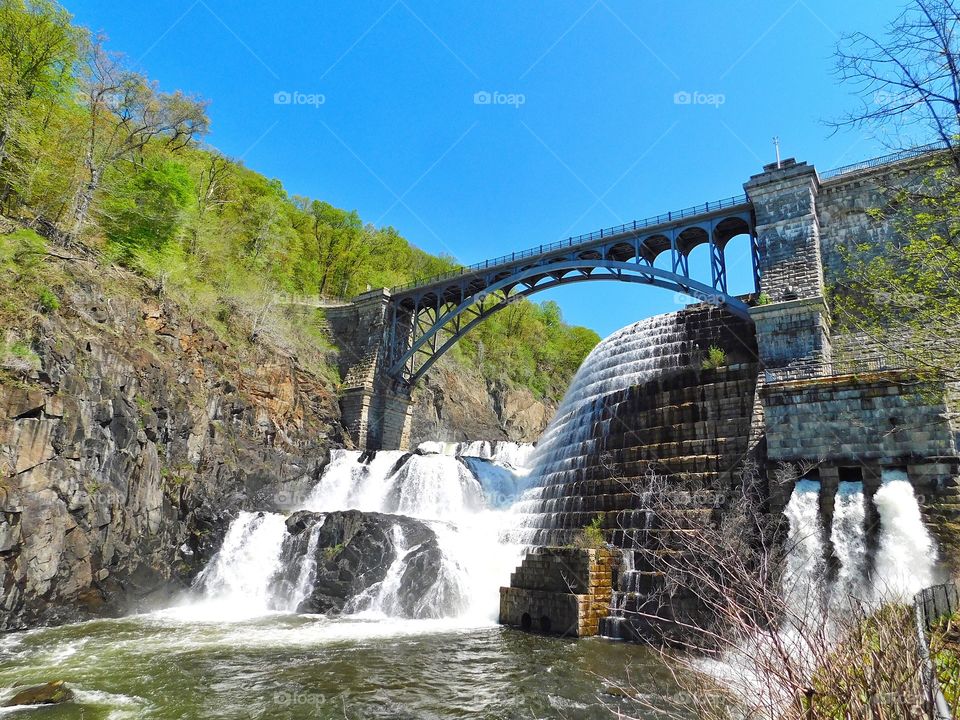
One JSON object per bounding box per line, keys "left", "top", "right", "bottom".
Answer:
{"left": 410, "top": 355, "right": 554, "bottom": 446}
{"left": 0, "top": 241, "right": 555, "bottom": 630}
{"left": 278, "top": 509, "right": 464, "bottom": 618}
{"left": 0, "top": 251, "right": 346, "bottom": 629}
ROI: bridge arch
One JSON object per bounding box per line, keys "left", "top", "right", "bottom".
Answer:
{"left": 386, "top": 206, "right": 757, "bottom": 387}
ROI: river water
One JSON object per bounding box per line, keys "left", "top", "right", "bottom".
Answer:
{"left": 0, "top": 442, "right": 689, "bottom": 719}
{"left": 0, "top": 614, "right": 677, "bottom": 719}
{"left": 0, "top": 316, "right": 944, "bottom": 718}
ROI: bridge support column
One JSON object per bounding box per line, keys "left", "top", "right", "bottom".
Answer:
{"left": 381, "top": 392, "right": 414, "bottom": 450}
{"left": 326, "top": 289, "right": 412, "bottom": 450}
{"left": 745, "top": 159, "right": 832, "bottom": 380}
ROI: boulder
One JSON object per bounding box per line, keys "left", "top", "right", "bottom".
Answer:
{"left": 277, "top": 510, "right": 465, "bottom": 618}
{"left": 4, "top": 680, "right": 74, "bottom": 706}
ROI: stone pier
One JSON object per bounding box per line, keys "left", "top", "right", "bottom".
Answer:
{"left": 499, "top": 547, "right": 618, "bottom": 637}
{"left": 326, "top": 289, "right": 413, "bottom": 450}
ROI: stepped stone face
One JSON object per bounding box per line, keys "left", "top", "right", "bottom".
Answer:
{"left": 499, "top": 547, "right": 617, "bottom": 637}
{"left": 519, "top": 306, "right": 760, "bottom": 548}
{"left": 503, "top": 306, "right": 761, "bottom": 641}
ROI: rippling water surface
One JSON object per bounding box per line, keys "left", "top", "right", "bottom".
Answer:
{"left": 0, "top": 614, "right": 682, "bottom": 719}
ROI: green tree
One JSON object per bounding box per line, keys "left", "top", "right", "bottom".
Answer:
{"left": 0, "top": 0, "right": 81, "bottom": 172}
{"left": 296, "top": 198, "right": 363, "bottom": 298}
{"left": 99, "top": 156, "right": 192, "bottom": 259}
{"left": 71, "top": 37, "right": 208, "bottom": 238}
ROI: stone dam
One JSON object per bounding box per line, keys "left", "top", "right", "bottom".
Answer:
{"left": 326, "top": 146, "right": 960, "bottom": 641}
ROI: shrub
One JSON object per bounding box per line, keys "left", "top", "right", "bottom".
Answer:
{"left": 37, "top": 288, "right": 59, "bottom": 312}
{"left": 701, "top": 345, "right": 727, "bottom": 370}
{"left": 756, "top": 291, "right": 772, "bottom": 305}
{"left": 932, "top": 610, "right": 960, "bottom": 709}
{"left": 0, "top": 337, "right": 41, "bottom": 374}
{"left": 573, "top": 515, "right": 606, "bottom": 549}
{"left": 323, "top": 543, "right": 345, "bottom": 561}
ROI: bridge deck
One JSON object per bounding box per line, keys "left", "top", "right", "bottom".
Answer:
{"left": 391, "top": 194, "right": 751, "bottom": 302}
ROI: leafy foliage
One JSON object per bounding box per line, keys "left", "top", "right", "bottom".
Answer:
{"left": 454, "top": 299, "right": 599, "bottom": 399}
{"left": 99, "top": 157, "right": 192, "bottom": 259}
{"left": 701, "top": 345, "right": 727, "bottom": 370}
{"left": 36, "top": 286, "right": 57, "bottom": 311}
{"left": 831, "top": 166, "right": 960, "bottom": 381}
{"left": 931, "top": 610, "right": 960, "bottom": 710}
{"left": 0, "top": 0, "right": 599, "bottom": 400}
{"left": 573, "top": 515, "right": 606, "bottom": 549}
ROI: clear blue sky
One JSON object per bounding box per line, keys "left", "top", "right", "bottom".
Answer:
{"left": 65, "top": 1, "right": 905, "bottom": 338}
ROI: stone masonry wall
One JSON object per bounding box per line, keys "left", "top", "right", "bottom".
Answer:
{"left": 326, "top": 289, "right": 414, "bottom": 449}
{"left": 745, "top": 160, "right": 826, "bottom": 302}
{"left": 816, "top": 157, "right": 943, "bottom": 290}
{"left": 499, "top": 547, "right": 617, "bottom": 637}
{"left": 763, "top": 373, "right": 954, "bottom": 465}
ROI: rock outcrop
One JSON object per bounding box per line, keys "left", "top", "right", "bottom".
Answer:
{"left": 410, "top": 357, "right": 553, "bottom": 445}
{"left": 3, "top": 680, "right": 74, "bottom": 707}
{"left": 0, "top": 262, "right": 346, "bottom": 629}
{"left": 278, "top": 510, "right": 464, "bottom": 618}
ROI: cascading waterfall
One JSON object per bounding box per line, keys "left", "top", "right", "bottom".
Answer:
{"left": 529, "top": 314, "right": 688, "bottom": 473}
{"left": 346, "top": 524, "right": 413, "bottom": 616}
{"left": 187, "top": 512, "right": 291, "bottom": 620}
{"left": 289, "top": 520, "right": 324, "bottom": 606}
{"left": 873, "top": 477, "right": 937, "bottom": 599}
{"left": 784, "top": 475, "right": 938, "bottom": 605}
{"left": 709, "top": 475, "right": 942, "bottom": 715}
{"left": 189, "top": 443, "right": 533, "bottom": 624}
{"left": 829, "top": 482, "right": 868, "bottom": 597}
{"left": 511, "top": 313, "right": 690, "bottom": 543}
{"left": 783, "top": 480, "right": 826, "bottom": 593}
{"left": 416, "top": 440, "right": 535, "bottom": 468}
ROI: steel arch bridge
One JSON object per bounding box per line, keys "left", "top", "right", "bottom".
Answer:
{"left": 384, "top": 195, "right": 758, "bottom": 388}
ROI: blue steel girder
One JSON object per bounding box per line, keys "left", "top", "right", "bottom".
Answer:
{"left": 387, "top": 260, "right": 751, "bottom": 387}
{"left": 384, "top": 207, "right": 756, "bottom": 387}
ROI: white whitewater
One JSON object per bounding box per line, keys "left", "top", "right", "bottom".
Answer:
{"left": 290, "top": 520, "right": 324, "bottom": 607}
{"left": 782, "top": 479, "right": 826, "bottom": 604}
{"left": 189, "top": 443, "right": 533, "bottom": 625}
{"left": 784, "top": 474, "right": 939, "bottom": 605}
{"left": 416, "top": 440, "right": 535, "bottom": 469}
{"left": 530, "top": 313, "right": 685, "bottom": 472}
{"left": 305, "top": 448, "right": 530, "bottom": 622}
{"left": 873, "top": 477, "right": 938, "bottom": 599}
{"left": 182, "top": 511, "right": 290, "bottom": 620}
{"left": 512, "top": 314, "right": 687, "bottom": 542}
{"left": 829, "top": 482, "right": 868, "bottom": 598}
{"left": 717, "top": 476, "right": 943, "bottom": 715}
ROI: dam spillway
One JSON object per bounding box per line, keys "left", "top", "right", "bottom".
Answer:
{"left": 511, "top": 304, "right": 759, "bottom": 548}
{"left": 500, "top": 295, "right": 955, "bottom": 642}
{"left": 501, "top": 304, "right": 761, "bottom": 639}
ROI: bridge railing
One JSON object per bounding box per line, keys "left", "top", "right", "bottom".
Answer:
{"left": 390, "top": 193, "right": 749, "bottom": 295}
{"left": 819, "top": 140, "right": 949, "bottom": 180}
{"left": 764, "top": 355, "right": 907, "bottom": 383}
